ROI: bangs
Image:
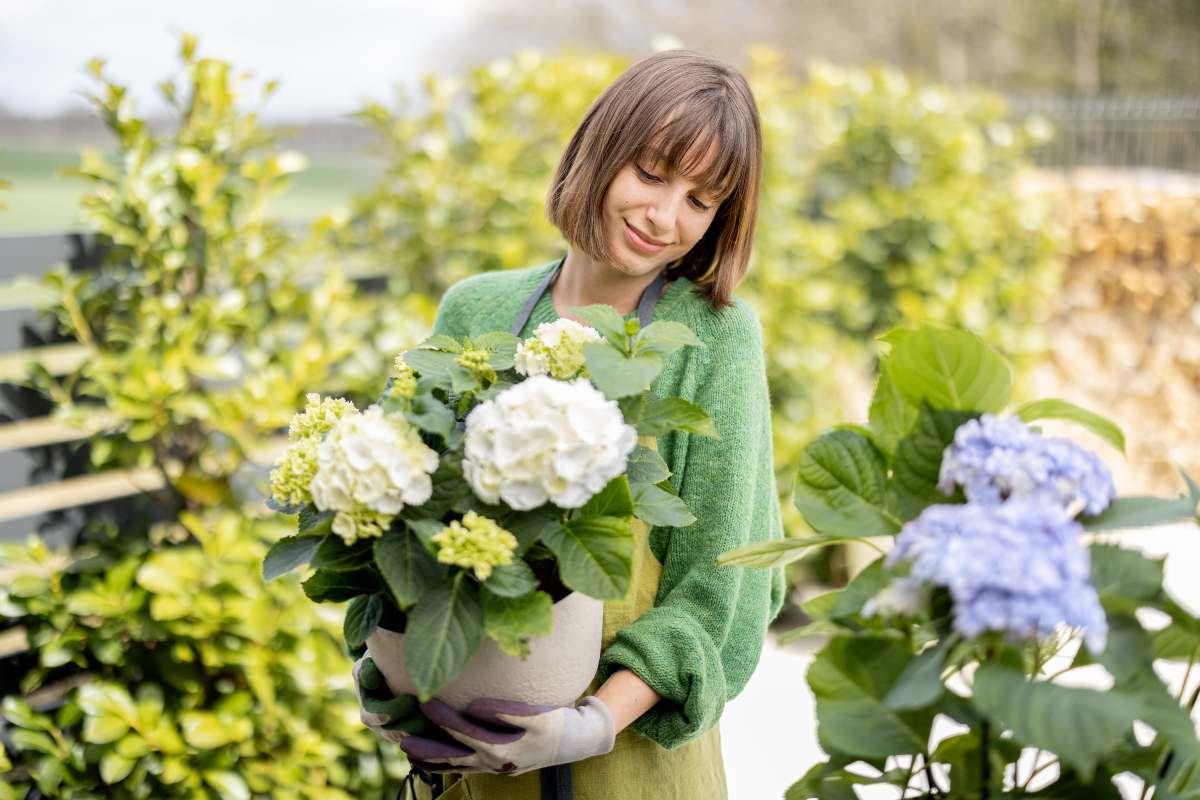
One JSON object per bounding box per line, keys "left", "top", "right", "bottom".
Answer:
{"left": 635, "top": 99, "right": 750, "bottom": 202}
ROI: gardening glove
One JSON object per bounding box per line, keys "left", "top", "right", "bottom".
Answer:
{"left": 398, "top": 696, "right": 616, "bottom": 777}
{"left": 352, "top": 656, "right": 440, "bottom": 744}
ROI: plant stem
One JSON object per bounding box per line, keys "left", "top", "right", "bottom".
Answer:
{"left": 981, "top": 719, "right": 992, "bottom": 800}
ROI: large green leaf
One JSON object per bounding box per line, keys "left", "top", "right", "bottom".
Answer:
{"left": 584, "top": 342, "right": 663, "bottom": 399}
{"left": 1082, "top": 490, "right": 1200, "bottom": 532}
{"left": 867, "top": 357, "right": 919, "bottom": 462}
{"left": 405, "top": 389, "right": 455, "bottom": 441}
{"left": 403, "top": 573, "right": 484, "bottom": 700}
{"left": 501, "top": 508, "right": 560, "bottom": 556}
{"left": 571, "top": 304, "right": 629, "bottom": 348}
{"left": 830, "top": 559, "right": 890, "bottom": 620}
{"left": 1090, "top": 543, "right": 1164, "bottom": 611}
{"left": 618, "top": 394, "right": 717, "bottom": 437}
{"left": 634, "top": 320, "right": 704, "bottom": 358}
{"left": 299, "top": 506, "right": 334, "bottom": 535}
{"left": 403, "top": 348, "right": 458, "bottom": 382}
{"left": 632, "top": 483, "right": 696, "bottom": 527}
{"left": 310, "top": 535, "right": 375, "bottom": 571}
{"left": 580, "top": 475, "right": 635, "bottom": 519}
{"left": 807, "top": 634, "right": 937, "bottom": 759}
{"left": 343, "top": 593, "right": 384, "bottom": 649}
{"left": 1015, "top": 398, "right": 1126, "bottom": 455}
{"left": 262, "top": 534, "right": 322, "bottom": 581}
{"left": 473, "top": 331, "right": 519, "bottom": 370}
{"left": 482, "top": 559, "right": 539, "bottom": 598}
{"left": 626, "top": 444, "right": 671, "bottom": 485}
{"left": 890, "top": 404, "right": 977, "bottom": 520}
{"left": 375, "top": 528, "right": 445, "bottom": 609}
{"left": 973, "top": 662, "right": 1140, "bottom": 781}
{"left": 792, "top": 429, "right": 902, "bottom": 537}
{"left": 880, "top": 325, "right": 1012, "bottom": 413}
{"left": 301, "top": 568, "right": 381, "bottom": 603}
{"left": 482, "top": 589, "right": 554, "bottom": 658}
{"left": 883, "top": 637, "right": 952, "bottom": 711}
{"left": 541, "top": 517, "right": 634, "bottom": 600}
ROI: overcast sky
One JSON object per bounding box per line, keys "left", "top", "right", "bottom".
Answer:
{"left": 0, "top": 0, "right": 486, "bottom": 120}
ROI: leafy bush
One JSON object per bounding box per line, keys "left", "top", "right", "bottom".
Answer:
{"left": 1, "top": 35, "right": 421, "bottom": 798}
{"left": 722, "top": 323, "right": 1200, "bottom": 798}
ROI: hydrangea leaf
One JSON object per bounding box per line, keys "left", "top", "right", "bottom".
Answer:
{"left": 481, "top": 589, "right": 554, "bottom": 658}
{"left": 717, "top": 534, "right": 861, "bottom": 569}
{"left": 500, "top": 508, "right": 560, "bottom": 557}
{"left": 403, "top": 573, "right": 484, "bottom": 700}
{"left": 793, "top": 429, "right": 902, "bottom": 537}
{"left": 1015, "top": 398, "right": 1126, "bottom": 455}
{"left": 418, "top": 335, "right": 463, "bottom": 353}
{"left": 262, "top": 534, "right": 322, "bottom": 582}
{"left": 632, "top": 483, "right": 696, "bottom": 527}
{"left": 1089, "top": 544, "right": 1164, "bottom": 610}
{"left": 298, "top": 506, "right": 333, "bottom": 536}
{"left": 880, "top": 324, "right": 1012, "bottom": 413}
{"left": 973, "top": 662, "right": 1141, "bottom": 782}
{"left": 583, "top": 342, "right": 663, "bottom": 400}
{"left": 807, "top": 634, "right": 936, "bottom": 759}
{"left": 405, "top": 388, "right": 455, "bottom": 441}
{"left": 633, "top": 320, "right": 704, "bottom": 358}
{"left": 403, "top": 348, "right": 458, "bottom": 382}
{"left": 481, "top": 559, "right": 538, "bottom": 598}
{"left": 867, "top": 357, "right": 919, "bottom": 462}
{"left": 626, "top": 444, "right": 671, "bottom": 485}
{"left": 473, "top": 331, "right": 519, "bottom": 370}
{"left": 343, "top": 593, "right": 384, "bottom": 649}
{"left": 830, "top": 559, "right": 890, "bottom": 620}
{"left": 580, "top": 475, "right": 635, "bottom": 519}
{"left": 1082, "top": 492, "right": 1199, "bottom": 532}
{"left": 376, "top": 528, "right": 445, "bottom": 609}
{"left": 310, "top": 535, "right": 375, "bottom": 571}
{"left": 301, "top": 568, "right": 381, "bottom": 603}
{"left": 619, "top": 395, "right": 717, "bottom": 437}
{"left": 882, "top": 636, "right": 952, "bottom": 711}
{"left": 542, "top": 517, "right": 634, "bottom": 600}
{"left": 889, "top": 404, "right": 977, "bottom": 521}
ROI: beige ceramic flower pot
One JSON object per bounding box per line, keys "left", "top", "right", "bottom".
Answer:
{"left": 365, "top": 590, "right": 604, "bottom": 711}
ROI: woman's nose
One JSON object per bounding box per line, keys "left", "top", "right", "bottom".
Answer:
{"left": 646, "top": 189, "right": 683, "bottom": 235}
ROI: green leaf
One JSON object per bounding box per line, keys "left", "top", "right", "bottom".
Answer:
{"left": 311, "top": 534, "right": 375, "bottom": 571}
{"left": 405, "top": 389, "right": 455, "bottom": 441}
{"left": 542, "top": 517, "right": 634, "bottom": 600}
{"left": 203, "top": 771, "right": 249, "bottom": 800}
{"left": 1015, "top": 398, "right": 1126, "bottom": 455}
{"left": 301, "top": 568, "right": 380, "bottom": 603}
{"left": 344, "top": 593, "right": 384, "bottom": 649}
{"left": 1082, "top": 493, "right": 1200, "bottom": 531}
{"left": 262, "top": 534, "right": 322, "bottom": 581}
{"left": 890, "top": 404, "right": 977, "bottom": 520}
{"left": 376, "top": 528, "right": 445, "bottom": 609}
{"left": 882, "top": 637, "right": 951, "bottom": 711}
{"left": 299, "top": 506, "right": 334, "bottom": 535}
{"left": 404, "top": 348, "right": 459, "bottom": 381}
{"left": 82, "top": 714, "right": 130, "bottom": 744}
{"left": 474, "top": 331, "right": 519, "bottom": 370}
{"left": 404, "top": 573, "right": 484, "bottom": 700}
{"left": 100, "top": 752, "right": 135, "bottom": 784}
{"left": 632, "top": 483, "right": 696, "bottom": 527}
{"left": 584, "top": 342, "right": 663, "bottom": 399}
{"left": 501, "top": 508, "right": 560, "bottom": 557}
{"left": 626, "top": 444, "right": 671, "bottom": 485}
{"left": 482, "top": 559, "right": 539, "bottom": 598}
{"left": 482, "top": 589, "right": 555, "bottom": 657}
{"left": 1090, "top": 543, "right": 1164, "bottom": 611}
{"left": 580, "top": 476, "right": 635, "bottom": 519}
{"left": 830, "top": 559, "right": 890, "bottom": 620}
{"left": 867, "top": 357, "right": 918, "bottom": 461}
{"left": 717, "top": 534, "right": 860, "bottom": 569}
{"left": 973, "top": 662, "right": 1140, "bottom": 781}
{"left": 792, "top": 429, "right": 902, "bottom": 537}
{"left": 418, "top": 335, "right": 464, "bottom": 353}
{"left": 880, "top": 324, "right": 1012, "bottom": 413}
{"left": 619, "top": 395, "right": 717, "bottom": 437}
{"left": 634, "top": 320, "right": 704, "bottom": 357}
{"left": 571, "top": 304, "right": 628, "bottom": 347}
{"left": 807, "top": 634, "right": 936, "bottom": 759}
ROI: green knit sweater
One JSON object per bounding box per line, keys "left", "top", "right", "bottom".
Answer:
{"left": 431, "top": 258, "right": 787, "bottom": 750}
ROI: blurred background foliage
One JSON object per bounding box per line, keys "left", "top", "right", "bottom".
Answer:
{"left": 5, "top": 22, "right": 1190, "bottom": 796}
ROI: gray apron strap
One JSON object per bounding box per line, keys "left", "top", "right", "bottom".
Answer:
{"left": 512, "top": 255, "right": 668, "bottom": 338}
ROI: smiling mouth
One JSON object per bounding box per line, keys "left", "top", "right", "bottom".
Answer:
{"left": 625, "top": 220, "right": 669, "bottom": 247}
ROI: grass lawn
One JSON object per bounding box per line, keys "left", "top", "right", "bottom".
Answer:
{"left": 0, "top": 145, "right": 380, "bottom": 235}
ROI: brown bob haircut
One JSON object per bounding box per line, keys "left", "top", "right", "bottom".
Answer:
{"left": 546, "top": 50, "right": 763, "bottom": 308}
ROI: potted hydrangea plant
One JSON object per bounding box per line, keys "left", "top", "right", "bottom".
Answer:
{"left": 722, "top": 323, "right": 1200, "bottom": 798}
{"left": 263, "top": 306, "right": 714, "bottom": 709}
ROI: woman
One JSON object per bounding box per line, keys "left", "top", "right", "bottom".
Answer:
{"left": 355, "top": 48, "right": 786, "bottom": 799}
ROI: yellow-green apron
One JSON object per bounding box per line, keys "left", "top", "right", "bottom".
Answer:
{"left": 415, "top": 458, "right": 728, "bottom": 799}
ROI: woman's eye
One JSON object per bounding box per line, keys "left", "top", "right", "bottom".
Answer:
{"left": 690, "top": 197, "right": 711, "bottom": 211}
{"left": 635, "top": 165, "right": 660, "bottom": 183}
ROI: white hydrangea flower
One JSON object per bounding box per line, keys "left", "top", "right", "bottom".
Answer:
{"left": 463, "top": 375, "right": 637, "bottom": 510}
{"left": 514, "top": 319, "right": 602, "bottom": 380}
{"left": 309, "top": 405, "right": 440, "bottom": 543}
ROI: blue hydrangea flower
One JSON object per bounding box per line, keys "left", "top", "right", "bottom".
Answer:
{"left": 938, "top": 414, "right": 1115, "bottom": 516}
{"left": 886, "top": 500, "right": 1108, "bottom": 653}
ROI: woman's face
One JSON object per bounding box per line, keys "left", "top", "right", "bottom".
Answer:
{"left": 600, "top": 143, "right": 722, "bottom": 278}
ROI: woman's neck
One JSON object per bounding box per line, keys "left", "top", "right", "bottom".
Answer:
{"left": 552, "top": 247, "right": 665, "bottom": 321}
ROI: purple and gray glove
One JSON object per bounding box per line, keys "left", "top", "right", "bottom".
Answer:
{"left": 401, "top": 695, "right": 616, "bottom": 777}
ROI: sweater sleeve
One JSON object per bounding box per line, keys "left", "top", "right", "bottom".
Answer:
{"left": 595, "top": 301, "right": 786, "bottom": 749}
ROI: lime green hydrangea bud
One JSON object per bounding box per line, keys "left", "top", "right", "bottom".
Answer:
{"left": 624, "top": 318, "right": 640, "bottom": 336}
{"left": 390, "top": 357, "right": 418, "bottom": 399}
{"left": 456, "top": 347, "right": 497, "bottom": 385}
{"left": 269, "top": 436, "right": 319, "bottom": 508}
{"left": 332, "top": 505, "right": 394, "bottom": 545}
{"left": 288, "top": 393, "right": 358, "bottom": 442}
{"left": 431, "top": 511, "right": 518, "bottom": 581}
